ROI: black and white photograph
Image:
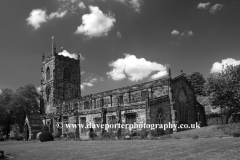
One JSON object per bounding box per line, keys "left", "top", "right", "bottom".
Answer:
{"left": 0, "top": 0, "right": 240, "bottom": 159}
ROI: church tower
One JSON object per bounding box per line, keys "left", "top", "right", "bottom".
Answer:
{"left": 41, "top": 41, "right": 81, "bottom": 115}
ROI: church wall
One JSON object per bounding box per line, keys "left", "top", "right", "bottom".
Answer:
{"left": 41, "top": 57, "right": 55, "bottom": 114}
{"left": 172, "top": 77, "right": 197, "bottom": 125}
{"left": 149, "top": 96, "right": 171, "bottom": 133}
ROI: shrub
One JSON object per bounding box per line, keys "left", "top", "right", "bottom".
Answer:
{"left": 192, "top": 135, "right": 199, "bottom": 139}
{"left": 150, "top": 129, "right": 165, "bottom": 137}
{"left": 174, "top": 136, "right": 180, "bottom": 139}
{"left": 233, "top": 132, "right": 240, "bottom": 137}
{"left": 39, "top": 131, "right": 54, "bottom": 142}
{"left": 67, "top": 132, "right": 76, "bottom": 139}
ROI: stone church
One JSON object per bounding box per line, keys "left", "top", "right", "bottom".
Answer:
{"left": 40, "top": 45, "right": 206, "bottom": 137}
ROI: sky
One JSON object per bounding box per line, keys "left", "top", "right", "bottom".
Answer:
{"left": 0, "top": 0, "right": 240, "bottom": 96}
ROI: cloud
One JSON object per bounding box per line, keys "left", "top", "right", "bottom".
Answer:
{"left": 75, "top": 6, "right": 116, "bottom": 38}
{"left": 107, "top": 54, "right": 168, "bottom": 81}
{"left": 210, "top": 4, "right": 224, "bottom": 14}
{"left": 26, "top": 9, "right": 48, "bottom": 29}
{"left": 27, "top": 1, "right": 86, "bottom": 29}
{"left": 27, "top": 9, "right": 67, "bottom": 29}
{"left": 171, "top": 30, "right": 179, "bottom": 36}
{"left": 76, "top": 6, "right": 116, "bottom": 37}
{"left": 130, "top": 0, "right": 142, "bottom": 12}
{"left": 116, "top": 0, "right": 142, "bottom": 12}
{"left": 117, "top": 31, "right": 122, "bottom": 38}
{"left": 197, "top": 2, "right": 210, "bottom": 9}
{"left": 180, "top": 30, "right": 193, "bottom": 36}
{"left": 78, "top": 2, "right": 86, "bottom": 10}
{"left": 48, "top": 10, "right": 67, "bottom": 19}
{"left": 151, "top": 70, "right": 168, "bottom": 79}
{"left": 58, "top": 50, "right": 84, "bottom": 60}
{"left": 82, "top": 82, "right": 93, "bottom": 87}
{"left": 210, "top": 58, "right": 240, "bottom": 73}
{"left": 81, "top": 75, "right": 103, "bottom": 90}
{"left": 58, "top": 0, "right": 86, "bottom": 13}
{"left": 81, "top": 84, "right": 84, "bottom": 90}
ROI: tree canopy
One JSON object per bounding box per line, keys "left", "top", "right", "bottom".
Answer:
{"left": 0, "top": 84, "right": 40, "bottom": 136}
{"left": 205, "top": 65, "right": 240, "bottom": 122}
{"left": 185, "top": 72, "right": 206, "bottom": 96}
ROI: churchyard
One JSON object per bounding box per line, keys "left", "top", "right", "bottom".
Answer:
{"left": 1, "top": 137, "right": 240, "bottom": 160}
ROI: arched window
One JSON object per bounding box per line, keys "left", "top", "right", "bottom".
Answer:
{"left": 46, "top": 67, "right": 50, "bottom": 81}
{"left": 157, "top": 108, "right": 164, "bottom": 124}
{"left": 63, "top": 68, "right": 70, "bottom": 80}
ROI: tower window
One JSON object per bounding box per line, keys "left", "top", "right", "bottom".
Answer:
{"left": 63, "top": 68, "right": 70, "bottom": 80}
{"left": 45, "top": 85, "right": 51, "bottom": 102}
{"left": 46, "top": 67, "right": 50, "bottom": 81}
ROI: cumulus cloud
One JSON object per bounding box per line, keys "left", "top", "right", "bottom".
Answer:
{"left": 27, "top": 1, "right": 86, "bottom": 29}
{"left": 107, "top": 54, "right": 168, "bottom": 81}
{"left": 171, "top": 30, "right": 179, "bottom": 36}
{"left": 58, "top": 50, "right": 84, "bottom": 60}
{"left": 75, "top": 6, "right": 116, "bottom": 38}
{"left": 197, "top": 2, "right": 210, "bottom": 9}
{"left": 151, "top": 70, "right": 168, "bottom": 79}
{"left": 210, "top": 58, "right": 240, "bottom": 73}
{"left": 210, "top": 4, "right": 224, "bottom": 14}
{"left": 26, "top": 9, "right": 48, "bottom": 29}
{"left": 26, "top": 9, "right": 68, "bottom": 29}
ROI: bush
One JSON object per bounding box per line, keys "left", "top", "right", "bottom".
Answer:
{"left": 67, "top": 132, "right": 76, "bottom": 139}
{"left": 233, "top": 132, "right": 240, "bottom": 137}
{"left": 39, "top": 131, "right": 54, "bottom": 142}
{"left": 174, "top": 136, "right": 180, "bottom": 139}
{"left": 136, "top": 128, "right": 148, "bottom": 139}
{"left": 150, "top": 129, "right": 165, "bottom": 137}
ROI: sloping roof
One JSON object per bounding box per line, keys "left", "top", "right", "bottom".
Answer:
{"left": 197, "top": 96, "right": 211, "bottom": 106}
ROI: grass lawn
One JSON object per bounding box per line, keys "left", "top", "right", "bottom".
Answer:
{"left": 1, "top": 138, "right": 240, "bottom": 160}
{"left": 171, "top": 125, "right": 228, "bottom": 139}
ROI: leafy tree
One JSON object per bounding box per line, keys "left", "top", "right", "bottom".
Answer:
{"left": 185, "top": 72, "right": 206, "bottom": 96}
{"left": 0, "top": 88, "right": 15, "bottom": 138}
{"left": 205, "top": 65, "right": 240, "bottom": 123}
{"left": 12, "top": 84, "right": 40, "bottom": 133}
{"left": 0, "top": 84, "right": 40, "bottom": 137}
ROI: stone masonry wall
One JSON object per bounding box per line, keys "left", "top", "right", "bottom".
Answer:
{"left": 172, "top": 76, "right": 197, "bottom": 125}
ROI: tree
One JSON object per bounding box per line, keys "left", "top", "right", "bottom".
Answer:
{"left": 185, "top": 72, "right": 206, "bottom": 96}
{"left": 0, "top": 88, "right": 15, "bottom": 138}
{"left": 205, "top": 65, "right": 240, "bottom": 123}
{"left": 0, "top": 84, "right": 41, "bottom": 137}
{"left": 12, "top": 84, "right": 40, "bottom": 133}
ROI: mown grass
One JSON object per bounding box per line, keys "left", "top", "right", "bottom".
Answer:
{"left": 1, "top": 137, "right": 240, "bottom": 160}
{"left": 171, "top": 125, "right": 229, "bottom": 139}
